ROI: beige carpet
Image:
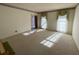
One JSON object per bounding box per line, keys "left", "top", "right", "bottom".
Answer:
{"left": 2, "top": 29, "right": 79, "bottom": 55}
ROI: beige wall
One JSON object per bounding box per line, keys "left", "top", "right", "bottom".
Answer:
{"left": 47, "top": 11, "right": 57, "bottom": 31}
{"left": 72, "top": 5, "right": 79, "bottom": 50}
{"left": 0, "top": 5, "right": 37, "bottom": 39}
{"left": 37, "top": 14, "right": 41, "bottom": 28}
{"left": 67, "top": 9, "right": 75, "bottom": 35}
{"left": 47, "top": 9, "right": 75, "bottom": 34}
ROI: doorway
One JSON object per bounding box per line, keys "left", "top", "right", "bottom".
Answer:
{"left": 31, "top": 16, "right": 38, "bottom": 30}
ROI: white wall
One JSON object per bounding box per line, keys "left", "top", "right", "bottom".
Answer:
{"left": 0, "top": 5, "right": 37, "bottom": 39}
{"left": 72, "top": 5, "right": 79, "bottom": 50}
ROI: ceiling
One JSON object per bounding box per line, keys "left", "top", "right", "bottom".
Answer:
{"left": 5, "top": 3, "right": 77, "bottom": 13}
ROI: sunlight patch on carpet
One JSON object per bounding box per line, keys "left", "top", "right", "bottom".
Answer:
{"left": 40, "top": 32, "right": 63, "bottom": 48}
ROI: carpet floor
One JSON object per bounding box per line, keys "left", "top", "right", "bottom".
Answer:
{"left": 2, "top": 29, "right": 79, "bottom": 55}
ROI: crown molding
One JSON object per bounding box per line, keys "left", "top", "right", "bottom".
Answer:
{"left": 0, "top": 3, "right": 77, "bottom": 14}
{"left": 0, "top": 3, "right": 37, "bottom": 13}
{"left": 38, "top": 7, "right": 76, "bottom": 13}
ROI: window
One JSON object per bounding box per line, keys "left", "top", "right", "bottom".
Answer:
{"left": 41, "top": 16, "right": 47, "bottom": 29}
{"left": 57, "top": 15, "right": 68, "bottom": 33}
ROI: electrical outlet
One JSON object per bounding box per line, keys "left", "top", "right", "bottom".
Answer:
{"left": 15, "top": 30, "right": 18, "bottom": 32}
